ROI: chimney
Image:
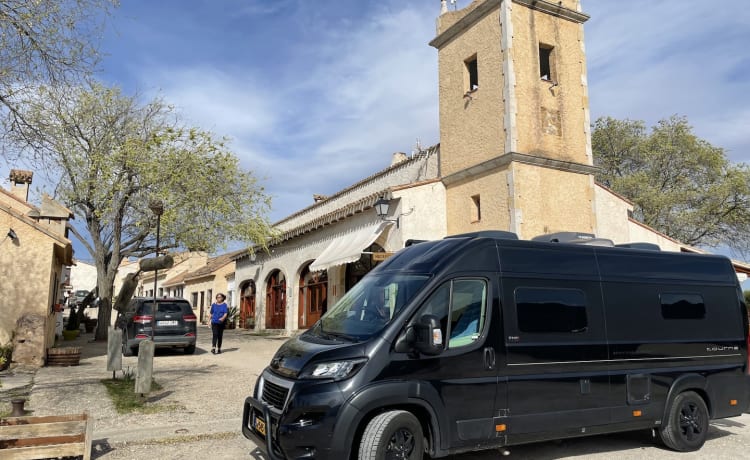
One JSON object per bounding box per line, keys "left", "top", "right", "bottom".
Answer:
{"left": 391, "top": 152, "right": 409, "bottom": 166}
{"left": 9, "top": 169, "right": 33, "bottom": 203}
{"left": 440, "top": 0, "right": 448, "bottom": 15}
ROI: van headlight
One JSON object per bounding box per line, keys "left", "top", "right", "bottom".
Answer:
{"left": 256, "top": 375, "right": 265, "bottom": 399}
{"left": 301, "top": 358, "right": 367, "bottom": 381}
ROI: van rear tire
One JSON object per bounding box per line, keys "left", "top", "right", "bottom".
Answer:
{"left": 359, "top": 410, "right": 423, "bottom": 460}
{"left": 658, "top": 391, "right": 709, "bottom": 452}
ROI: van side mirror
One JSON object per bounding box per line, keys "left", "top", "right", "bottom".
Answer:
{"left": 416, "top": 315, "right": 444, "bottom": 355}
{"left": 395, "top": 315, "right": 445, "bottom": 355}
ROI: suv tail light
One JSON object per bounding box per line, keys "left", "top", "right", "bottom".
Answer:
{"left": 183, "top": 314, "right": 197, "bottom": 322}
{"left": 134, "top": 315, "right": 153, "bottom": 325}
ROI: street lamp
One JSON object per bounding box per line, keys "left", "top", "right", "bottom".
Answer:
{"left": 149, "top": 200, "right": 164, "bottom": 340}
{"left": 374, "top": 197, "right": 414, "bottom": 228}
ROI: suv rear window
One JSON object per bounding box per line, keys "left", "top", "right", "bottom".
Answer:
{"left": 137, "top": 301, "right": 190, "bottom": 315}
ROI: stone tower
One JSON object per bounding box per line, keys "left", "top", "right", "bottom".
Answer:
{"left": 431, "top": 0, "right": 597, "bottom": 238}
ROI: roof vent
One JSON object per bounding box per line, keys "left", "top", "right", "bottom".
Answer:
{"left": 532, "top": 232, "right": 614, "bottom": 247}
{"left": 615, "top": 242, "right": 661, "bottom": 251}
{"left": 446, "top": 230, "right": 519, "bottom": 240}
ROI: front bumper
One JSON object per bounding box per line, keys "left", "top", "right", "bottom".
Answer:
{"left": 241, "top": 373, "right": 350, "bottom": 460}
{"left": 243, "top": 397, "right": 287, "bottom": 460}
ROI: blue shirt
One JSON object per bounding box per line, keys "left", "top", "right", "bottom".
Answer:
{"left": 210, "top": 302, "right": 228, "bottom": 324}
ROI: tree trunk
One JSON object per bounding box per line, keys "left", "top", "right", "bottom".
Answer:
{"left": 94, "top": 263, "right": 117, "bottom": 341}
{"left": 95, "top": 296, "right": 112, "bottom": 341}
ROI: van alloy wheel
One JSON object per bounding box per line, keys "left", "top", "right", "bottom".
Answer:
{"left": 386, "top": 427, "right": 415, "bottom": 459}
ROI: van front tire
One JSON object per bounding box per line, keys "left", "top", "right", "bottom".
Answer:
{"left": 359, "top": 410, "right": 423, "bottom": 460}
{"left": 658, "top": 391, "right": 709, "bottom": 452}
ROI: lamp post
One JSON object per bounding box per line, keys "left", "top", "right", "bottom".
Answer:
{"left": 149, "top": 200, "right": 164, "bottom": 340}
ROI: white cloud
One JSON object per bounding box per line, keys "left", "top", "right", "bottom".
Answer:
{"left": 585, "top": 0, "right": 750, "bottom": 162}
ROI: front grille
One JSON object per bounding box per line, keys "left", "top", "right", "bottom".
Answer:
{"left": 262, "top": 380, "right": 289, "bottom": 410}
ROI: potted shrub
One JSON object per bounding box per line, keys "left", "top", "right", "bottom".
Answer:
{"left": 226, "top": 306, "right": 239, "bottom": 329}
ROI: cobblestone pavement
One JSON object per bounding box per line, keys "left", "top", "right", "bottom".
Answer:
{"left": 2, "top": 326, "right": 750, "bottom": 459}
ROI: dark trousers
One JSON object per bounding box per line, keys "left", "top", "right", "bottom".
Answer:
{"left": 211, "top": 322, "right": 225, "bottom": 349}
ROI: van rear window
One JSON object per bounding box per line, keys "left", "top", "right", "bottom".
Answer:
{"left": 515, "top": 288, "right": 587, "bottom": 333}
{"left": 660, "top": 293, "right": 705, "bottom": 320}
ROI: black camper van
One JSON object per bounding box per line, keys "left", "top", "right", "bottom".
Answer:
{"left": 242, "top": 231, "right": 750, "bottom": 459}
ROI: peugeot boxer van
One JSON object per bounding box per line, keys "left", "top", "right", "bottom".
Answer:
{"left": 242, "top": 231, "right": 750, "bottom": 459}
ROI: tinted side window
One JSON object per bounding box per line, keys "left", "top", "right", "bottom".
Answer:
{"left": 661, "top": 293, "right": 705, "bottom": 319}
{"left": 515, "top": 287, "right": 587, "bottom": 333}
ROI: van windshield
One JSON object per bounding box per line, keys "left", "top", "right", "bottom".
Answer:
{"left": 315, "top": 273, "right": 429, "bottom": 341}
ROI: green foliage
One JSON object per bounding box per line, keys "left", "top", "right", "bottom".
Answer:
{"left": 100, "top": 377, "right": 167, "bottom": 414}
{"left": 0, "top": 342, "right": 12, "bottom": 369}
{"left": 5, "top": 81, "right": 275, "bottom": 340}
{"left": 227, "top": 306, "right": 239, "bottom": 324}
{"left": 744, "top": 290, "right": 750, "bottom": 305}
{"left": 592, "top": 115, "right": 750, "bottom": 255}
{"left": 0, "top": 0, "right": 118, "bottom": 124}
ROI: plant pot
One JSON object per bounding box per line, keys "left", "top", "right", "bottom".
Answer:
{"left": 62, "top": 329, "right": 80, "bottom": 341}
{"left": 46, "top": 346, "right": 81, "bottom": 366}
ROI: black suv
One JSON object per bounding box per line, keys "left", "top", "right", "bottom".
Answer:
{"left": 116, "top": 297, "right": 197, "bottom": 356}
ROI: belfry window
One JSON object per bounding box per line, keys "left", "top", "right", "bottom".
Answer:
{"left": 539, "top": 44, "right": 554, "bottom": 81}
{"left": 471, "top": 194, "right": 481, "bottom": 222}
{"left": 465, "top": 54, "right": 478, "bottom": 92}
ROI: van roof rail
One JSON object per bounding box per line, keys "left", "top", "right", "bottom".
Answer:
{"left": 446, "top": 230, "right": 519, "bottom": 240}
{"left": 532, "top": 232, "right": 614, "bottom": 247}
{"left": 615, "top": 242, "right": 661, "bottom": 251}
{"left": 405, "top": 239, "right": 427, "bottom": 247}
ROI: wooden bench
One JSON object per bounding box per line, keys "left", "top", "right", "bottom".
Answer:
{"left": 0, "top": 412, "right": 92, "bottom": 460}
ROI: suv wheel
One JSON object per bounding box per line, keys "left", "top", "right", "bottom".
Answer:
{"left": 184, "top": 345, "right": 196, "bottom": 355}
{"left": 121, "top": 333, "right": 138, "bottom": 357}
{"left": 122, "top": 333, "right": 133, "bottom": 357}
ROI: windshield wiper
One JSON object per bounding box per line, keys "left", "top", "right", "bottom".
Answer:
{"left": 324, "top": 331, "right": 359, "bottom": 343}
{"left": 314, "top": 320, "right": 359, "bottom": 342}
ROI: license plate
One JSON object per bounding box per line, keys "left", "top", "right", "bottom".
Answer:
{"left": 254, "top": 415, "right": 266, "bottom": 436}
{"left": 157, "top": 320, "right": 178, "bottom": 326}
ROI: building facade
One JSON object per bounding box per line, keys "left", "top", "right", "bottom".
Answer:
{"left": 229, "top": 0, "right": 749, "bottom": 335}
{"left": 0, "top": 169, "right": 74, "bottom": 366}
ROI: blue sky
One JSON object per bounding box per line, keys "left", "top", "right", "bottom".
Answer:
{"left": 2, "top": 1, "right": 749, "bottom": 273}
{"left": 92, "top": 0, "right": 750, "bottom": 224}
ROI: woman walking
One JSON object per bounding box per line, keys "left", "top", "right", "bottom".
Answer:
{"left": 210, "top": 293, "right": 228, "bottom": 354}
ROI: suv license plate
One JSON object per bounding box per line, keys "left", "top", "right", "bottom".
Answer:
{"left": 254, "top": 416, "right": 266, "bottom": 436}
{"left": 157, "top": 320, "right": 178, "bottom": 326}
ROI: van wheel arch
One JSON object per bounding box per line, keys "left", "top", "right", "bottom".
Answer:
{"left": 663, "top": 374, "right": 711, "bottom": 424}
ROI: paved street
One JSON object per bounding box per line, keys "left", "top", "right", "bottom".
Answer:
{"left": 2, "top": 325, "right": 750, "bottom": 459}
